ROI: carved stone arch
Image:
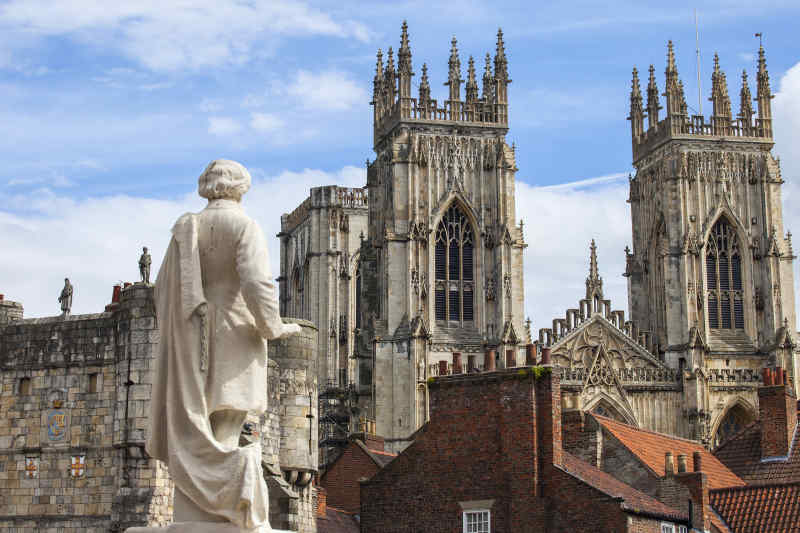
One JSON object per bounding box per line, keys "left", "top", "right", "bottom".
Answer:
{"left": 431, "top": 191, "right": 480, "bottom": 235}
{"left": 710, "top": 397, "right": 757, "bottom": 448}
{"left": 703, "top": 210, "right": 751, "bottom": 332}
{"left": 582, "top": 392, "right": 638, "bottom": 427}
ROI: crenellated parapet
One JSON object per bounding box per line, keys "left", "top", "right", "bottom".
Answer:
{"left": 629, "top": 42, "right": 774, "bottom": 164}
{"left": 372, "top": 23, "right": 511, "bottom": 144}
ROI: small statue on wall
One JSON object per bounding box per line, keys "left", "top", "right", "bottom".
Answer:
{"left": 139, "top": 246, "right": 152, "bottom": 284}
{"left": 58, "top": 278, "right": 73, "bottom": 316}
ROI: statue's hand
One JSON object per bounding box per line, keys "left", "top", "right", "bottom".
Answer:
{"left": 280, "top": 323, "right": 302, "bottom": 338}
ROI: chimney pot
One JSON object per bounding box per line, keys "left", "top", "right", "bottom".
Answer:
{"left": 762, "top": 367, "right": 772, "bottom": 386}
{"left": 112, "top": 284, "right": 122, "bottom": 304}
{"left": 665, "top": 452, "right": 674, "bottom": 475}
{"left": 525, "top": 343, "right": 536, "bottom": 365}
{"left": 484, "top": 349, "right": 496, "bottom": 371}
{"left": 677, "top": 454, "right": 688, "bottom": 473}
{"left": 693, "top": 451, "right": 703, "bottom": 472}
{"left": 467, "top": 354, "right": 476, "bottom": 373}
{"left": 452, "top": 352, "right": 462, "bottom": 374}
{"left": 506, "top": 349, "right": 516, "bottom": 368}
{"left": 123, "top": 282, "right": 132, "bottom": 288}
{"left": 438, "top": 360, "right": 448, "bottom": 376}
{"left": 778, "top": 367, "right": 786, "bottom": 385}
{"left": 541, "top": 347, "right": 552, "bottom": 365}
{"left": 0, "top": 294, "right": 4, "bottom": 300}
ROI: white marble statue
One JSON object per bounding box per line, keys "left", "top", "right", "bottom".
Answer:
{"left": 131, "top": 160, "right": 300, "bottom": 533}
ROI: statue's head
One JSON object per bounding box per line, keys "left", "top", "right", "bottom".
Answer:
{"left": 143, "top": 247, "right": 148, "bottom": 253}
{"left": 198, "top": 159, "right": 252, "bottom": 202}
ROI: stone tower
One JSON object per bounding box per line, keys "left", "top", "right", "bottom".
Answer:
{"left": 359, "top": 23, "right": 526, "bottom": 452}
{"left": 625, "top": 43, "right": 798, "bottom": 394}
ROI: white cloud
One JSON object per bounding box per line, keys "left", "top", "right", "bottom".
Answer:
{"left": 517, "top": 174, "right": 631, "bottom": 332}
{"left": 207, "top": 116, "right": 242, "bottom": 136}
{"left": 250, "top": 112, "right": 285, "bottom": 133}
{"left": 774, "top": 61, "right": 800, "bottom": 182}
{"left": 285, "top": 70, "right": 367, "bottom": 111}
{"left": 0, "top": 165, "right": 366, "bottom": 318}
{"left": 738, "top": 52, "right": 755, "bottom": 62}
{"left": 0, "top": 1, "right": 371, "bottom": 72}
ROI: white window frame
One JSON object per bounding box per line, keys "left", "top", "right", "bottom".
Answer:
{"left": 660, "top": 524, "right": 675, "bottom": 533}
{"left": 462, "top": 509, "right": 490, "bottom": 533}
{"left": 678, "top": 526, "right": 688, "bottom": 533}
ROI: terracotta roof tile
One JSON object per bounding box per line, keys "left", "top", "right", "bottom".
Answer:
{"left": 713, "top": 420, "right": 800, "bottom": 485}
{"left": 593, "top": 414, "right": 745, "bottom": 489}
{"left": 710, "top": 483, "right": 800, "bottom": 533}
{"left": 317, "top": 506, "right": 360, "bottom": 533}
{"left": 560, "top": 452, "right": 687, "bottom": 522}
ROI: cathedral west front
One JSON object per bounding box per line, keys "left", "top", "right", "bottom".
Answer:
{"left": 277, "top": 24, "right": 799, "bottom": 459}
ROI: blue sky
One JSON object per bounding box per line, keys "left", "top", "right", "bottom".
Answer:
{"left": 1, "top": 1, "right": 799, "bottom": 330}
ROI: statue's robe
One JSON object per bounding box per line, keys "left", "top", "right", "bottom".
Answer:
{"left": 147, "top": 198, "right": 286, "bottom": 529}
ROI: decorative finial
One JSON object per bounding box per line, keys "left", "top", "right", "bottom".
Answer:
{"left": 419, "top": 62, "right": 430, "bottom": 103}
{"left": 586, "top": 239, "right": 603, "bottom": 299}
{"left": 494, "top": 28, "right": 509, "bottom": 82}
{"left": 666, "top": 40, "right": 676, "bottom": 73}
{"left": 398, "top": 20, "right": 412, "bottom": 76}
{"left": 375, "top": 48, "right": 384, "bottom": 80}
{"left": 646, "top": 64, "right": 661, "bottom": 127}
{"left": 482, "top": 52, "right": 493, "bottom": 100}
{"left": 465, "top": 55, "right": 478, "bottom": 102}
{"left": 739, "top": 69, "right": 753, "bottom": 122}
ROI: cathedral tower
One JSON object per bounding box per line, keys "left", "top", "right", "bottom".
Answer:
{"left": 626, "top": 43, "right": 798, "bottom": 393}
{"left": 361, "top": 24, "right": 526, "bottom": 451}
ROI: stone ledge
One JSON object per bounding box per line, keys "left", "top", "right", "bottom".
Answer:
{"left": 127, "top": 522, "right": 292, "bottom": 533}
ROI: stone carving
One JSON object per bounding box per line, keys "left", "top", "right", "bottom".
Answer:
{"left": 485, "top": 276, "right": 496, "bottom": 301}
{"left": 139, "top": 247, "right": 152, "bottom": 284}
{"left": 141, "top": 160, "right": 301, "bottom": 532}
{"left": 58, "top": 278, "right": 73, "bottom": 316}
{"left": 503, "top": 273, "right": 512, "bottom": 298}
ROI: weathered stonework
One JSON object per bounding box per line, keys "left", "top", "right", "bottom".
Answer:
{"left": 0, "top": 287, "right": 319, "bottom": 533}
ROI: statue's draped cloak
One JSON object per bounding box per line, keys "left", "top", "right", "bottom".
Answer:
{"left": 147, "top": 202, "right": 286, "bottom": 530}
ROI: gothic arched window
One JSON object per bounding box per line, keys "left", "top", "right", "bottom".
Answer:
{"left": 706, "top": 218, "right": 744, "bottom": 329}
{"left": 435, "top": 204, "right": 474, "bottom": 323}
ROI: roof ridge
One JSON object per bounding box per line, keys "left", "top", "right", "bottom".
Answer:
{"left": 710, "top": 481, "right": 800, "bottom": 494}
{"left": 593, "top": 413, "right": 705, "bottom": 446}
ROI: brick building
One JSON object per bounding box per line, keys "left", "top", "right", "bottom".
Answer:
{"left": 319, "top": 433, "right": 395, "bottom": 514}
{"left": 360, "top": 365, "right": 691, "bottom": 532}
{"left": 562, "top": 366, "right": 799, "bottom": 532}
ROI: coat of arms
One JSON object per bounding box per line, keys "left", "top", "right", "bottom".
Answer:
{"left": 46, "top": 409, "right": 68, "bottom": 441}
{"left": 70, "top": 455, "right": 86, "bottom": 478}
{"left": 25, "top": 457, "right": 39, "bottom": 479}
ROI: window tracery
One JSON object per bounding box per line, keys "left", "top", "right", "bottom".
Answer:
{"left": 706, "top": 219, "right": 744, "bottom": 329}
{"left": 435, "top": 204, "right": 474, "bottom": 323}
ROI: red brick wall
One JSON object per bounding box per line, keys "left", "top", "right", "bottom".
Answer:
{"left": 360, "top": 370, "right": 654, "bottom": 533}
{"left": 758, "top": 384, "right": 798, "bottom": 458}
{"left": 320, "top": 442, "right": 379, "bottom": 513}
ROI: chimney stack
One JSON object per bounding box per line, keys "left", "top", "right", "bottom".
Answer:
{"left": 541, "top": 347, "right": 552, "bottom": 365}
{"left": 452, "top": 352, "right": 462, "bottom": 374}
{"left": 677, "top": 454, "right": 688, "bottom": 473}
{"left": 665, "top": 452, "right": 674, "bottom": 475}
{"left": 758, "top": 366, "right": 798, "bottom": 459}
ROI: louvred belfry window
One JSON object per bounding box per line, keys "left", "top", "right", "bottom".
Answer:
{"left": 706, "top": 219, "right": 744, "bottom": 329}
{"left": 435, "top": 204, "right": 474, "bottom": 323}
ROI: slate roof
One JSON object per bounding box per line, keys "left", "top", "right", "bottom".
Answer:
{"left": 713, "top": 418, "right": 800, "bottom": 485}
{"left": 710, "top": 483, "right": 800, "bottom": 533}
{"left": 593, "top": 414, "right": 746, "bottom": 489}
{"left": 316, "top": 506, "right": 360, "bottom": 533}
{"left": 559, "top": 452, "right": 687, "bottom": 522}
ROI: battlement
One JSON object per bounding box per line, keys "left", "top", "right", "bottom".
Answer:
{"left": 280, "top": 185, "right": 368, "bottom": 235}
{"left": 630, "top": 41, "right": 774, "bottom": 164}
{"left": 372, "top": 22, "right": 510, "bottom": 144}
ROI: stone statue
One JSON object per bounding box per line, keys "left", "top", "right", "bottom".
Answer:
{"left": 139, "top": 246, "right": 152, "bottom": 284}
{"left": 58, "top": 278, "right": 73, "bottom": 316}
{"left": 135, "top": 160, "right": 301, "bottom": 533}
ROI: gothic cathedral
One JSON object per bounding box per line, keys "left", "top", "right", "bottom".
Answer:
{"left": 278, "top": 26, "right": 798, "bottom": 460}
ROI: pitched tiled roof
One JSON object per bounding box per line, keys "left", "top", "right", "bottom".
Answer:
{"left": 317, "top": 506, "right": 360, "bottom": 533}
{"left": 713, "top": 419, "right": 800, "bottom": 485}
{"left": 593, "top": 414, "right": 745, "bottom": 489}
{"left": 560, "top": 452, "right": 687, "bottom": 522}
{"left": 710, "top": 483, "right": 800, "bottom": 533}
{"left": 354, "top": 439, "right": 397, "bottom": 468}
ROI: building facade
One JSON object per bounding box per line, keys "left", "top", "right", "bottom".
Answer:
{"left": 536, "top": 42, "right": 799, "bottom": 448}
{"left": 280, "top": 24, "right": 528, "bottom": 456}
{"left": 0, "top": 287, "right": 320, "bottom": 532}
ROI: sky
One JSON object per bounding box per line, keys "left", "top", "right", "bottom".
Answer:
{"left": 1, "top": 0, "right": 799, "bottom": 332}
